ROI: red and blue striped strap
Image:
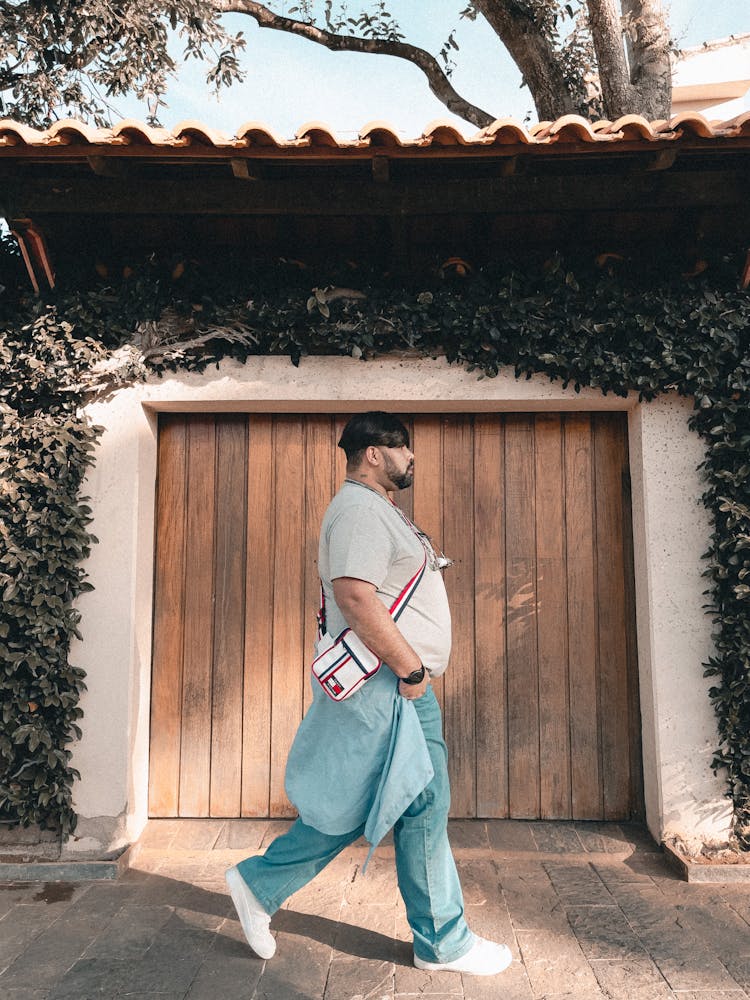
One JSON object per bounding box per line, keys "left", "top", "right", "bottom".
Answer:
{"left": 317, "top": 550, "right": 427, "bottom": 640}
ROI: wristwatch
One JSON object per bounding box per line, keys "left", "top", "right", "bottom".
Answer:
{"left": 401, "top": 664, "right": 426, "bottom": 685}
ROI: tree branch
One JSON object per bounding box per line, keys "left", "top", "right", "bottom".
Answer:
{"left": 210, "top": 0, "right": 496, "bottom": 128}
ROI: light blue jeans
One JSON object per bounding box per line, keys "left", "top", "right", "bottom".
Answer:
{"left": 237, "top": 685, "right": 474, "bottom": 963}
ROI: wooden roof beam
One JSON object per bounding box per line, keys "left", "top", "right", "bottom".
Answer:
{"left": 372, "top": 155, "right": 390, "bottom": 183}
{"left": 230, "top": 158, "right": 262, "bottom": 181}
{"left": 87, "top": 155, "right": 128, "bottom": 178}
{"left": 9, "top": 218, "right": 55, "bottom": 293}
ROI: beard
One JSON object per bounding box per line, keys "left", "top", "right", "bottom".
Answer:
{"left": 383, "top": 452, "right": 414, "bottom": 490}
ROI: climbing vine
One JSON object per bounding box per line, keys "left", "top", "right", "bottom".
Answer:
{"left": 1, "top": 251, "right": 749, "bottom": 843}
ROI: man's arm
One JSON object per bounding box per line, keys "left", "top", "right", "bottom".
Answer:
{"left": 333, "top": 577, "right": 429, "bottom": 700}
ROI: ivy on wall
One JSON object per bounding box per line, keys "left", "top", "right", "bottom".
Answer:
{"left": 1, "top": 252, "right": 749, "bottom": 843}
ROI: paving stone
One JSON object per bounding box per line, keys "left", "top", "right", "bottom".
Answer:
{"left": 326, "top": 955, "right": 394, "bottom": 1000}
{"left": 590, "top": 957, "right": 674, "bottom": 999}
{"left": 461, "top": 959, "right": 534, "bottom": 1000}
{"left": 82, "top": 904, "right": 174, "bottom": 960}
{"left": 721, "top": 955, "right": 750, "bottom": 991}
{"left": 183, "top": 918, "right": 264, "bottom": 999}
{"left": 393, "top": 910, "right": 463, "bottom": 996}
{"left": 486, "top": 820, "right": 536, "bottom": 853}
{"left": 592, "top": 860, "right": 658, "bottom": 886}
{"left": 543, "top": 862, "right": 615, "bottom": 906}
{"left": 723, "top": 895, "right": 750, "bottom": 929}
{"left": 115, "top": 909, "right": 222, "bottom": 994}
{"left": 448, "top": 820, "right": 489, "bottom": 849}
{"left": 170, "top": 821, "right": 225, "bottom": 852}
{"left": 211, "top": 819, "right": 269, "bottom": 851}
{"left": 346, "top": 852, "right": 398, "bottom": 906}
{"left": 0, "top": 901, "right": 63, "bottom": 972}
{"left": 516, "top": 926, "right": 602, "bottom": 996}
{"left": 498, "top": 863, "right": 568, "bottom": 932}
{"left": 4, "top": 990, "right": 52, "bottom": 999}
{"left": 531, "top": 822, "right": 586, "bottom": 854}
{"left": 0, "top": 881, "right": 56, "bottom": 916}
{"left": 47, "top": 958, "right": 144, "bottom": 999}
{"left": 333, "top": 901, "right": 397, "bottom": 961}
{"left": 612, "top": 885, "right": 740, "bottom": 992}
{"left": 253, "top": 929, "right": 332, "bottom": 1000}
{"left": 670, "top": 994, "right": 748, "bottom": 999}
{"left": 567, "top": 904, "right": 650, "bottom": 961}
{"left": 117, "top": 994, "right": 185, "bottom": 999}
{"left": 574, "top": 822, "right": 633, "bottom": 854}
{"left": 457, "top": 858, "right": 519, "bottom": 959}
{"left": 670, "top": 897, "right": 750, "bottom": 964}
{"left": 0, "top": 890, "right": 128, "bottom": 989}
{"left": 135, "top": 820, "right": 182, "bottom": 850}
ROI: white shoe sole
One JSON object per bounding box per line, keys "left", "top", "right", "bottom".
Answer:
{"left": 414, "top": 942, "right": 512, "bottom": 976}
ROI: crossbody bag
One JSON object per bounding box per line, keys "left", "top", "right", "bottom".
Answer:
{"left": 312, "top": 551, "right": 427, "bottom": 702}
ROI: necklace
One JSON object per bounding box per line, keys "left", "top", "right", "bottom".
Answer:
{"left": 342, "top": 478, "right": 453, "bottom": 570}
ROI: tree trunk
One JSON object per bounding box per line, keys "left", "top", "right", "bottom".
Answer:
{"left": 587, "top": 0, "right": 633, "bottom": 118}
{"left": 620, "top": 0, "right": 672, "bottom": 119}
{"left": 475, "top": 0, "right": 589, "bottom": 120}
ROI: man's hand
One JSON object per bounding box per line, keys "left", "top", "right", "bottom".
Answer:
{"left": 333, "top": 576, "right": 425, "bottom": 692}
{"left": 398, "top": 673, "right": 430, "bottom": 700}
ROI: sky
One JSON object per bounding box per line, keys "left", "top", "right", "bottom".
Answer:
{"left": 111, "top": 1, "right": 750, "bottom": 138}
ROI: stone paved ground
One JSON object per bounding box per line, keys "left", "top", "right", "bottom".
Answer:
{"left": 2, "top": 819, "right": 750, "bottom": 1000}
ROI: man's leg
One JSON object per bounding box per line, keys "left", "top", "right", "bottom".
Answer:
{"left": 236, "top": 816, "right": 365, "bottom": 915}
{"left": 392, "top": 686, "right": 474, "bottom": 964}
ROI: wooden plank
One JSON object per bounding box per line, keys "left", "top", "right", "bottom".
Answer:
{"left": 473, "top": 414, "right": 508, "bottom": 817}
{"left": 270, "top": 417, "right": 305, "bottom": 816}
{"left": 441, "top": 415, "right": 476, "bottom": 817}
{"left": 11, "top": 170, "right": 749, "bottom": 217}
{"left": 303, "top": 416, "right": 335, "bottom": 714}
{"left": 564, "top": 415, "right": 603, "bottom": 819}
{"left": 148, "top": 416, "right": 187, "bottom": 817}
{"left": 411, "top": 416, "right": 445, "bottom": 711}
{"left": 594, "top": 413, "right": 632, "bottom": 819}
{"left": 333, "top": 414, "right": 349, "bottom": 490}
{"left": 534, "top": 414, "right": 571, "bottom": 819}
{"left": 178, "top": 415, "right": 216, "bottom": 817}
{"left": 393, "top": 415, "right": 414, "bottom": 521}
{"left": 534, "top": 413, "right": 571, "bottom": 819}
{"left": 241, "top": 416, "right": 274, "bottom": 816}
{"left": 504, "top": 415, "right": 540, "bottom": 818}
{"left": 209, "top": 416, "right": 247, "bottom": 817}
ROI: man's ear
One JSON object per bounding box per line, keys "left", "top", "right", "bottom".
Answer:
{"left": 365, "top": 445, "right": 381, "bottom": 467}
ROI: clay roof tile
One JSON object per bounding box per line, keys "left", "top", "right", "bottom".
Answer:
{"left": 548, "top": 114, "right": 601, "bottom": 142}
{"left": 295, "top": 121, "right": 342, "bottom": 147}
{"left": 665, "top": 112, "right": 716, "bottom": 138}
{"left": 478, "top": 118, "right": 533, "bottom": 145}
{"left": 235, "top": 122, "right": 287, "bottom": 147}
{"left": 171, "top": 121, "right": 233, "bottom": 146}
{"left": 422, "top": 119, "right": 470, "bottom": 145}
{"left": 605, "top": 115, "right": 660, "bottom": 140}
{"left": 358, "top": 121, "right": 406, "bottom": 147}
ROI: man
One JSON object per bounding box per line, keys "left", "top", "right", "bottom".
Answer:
{"left": 225, "top": 411, "right": 511, "bottom": 976}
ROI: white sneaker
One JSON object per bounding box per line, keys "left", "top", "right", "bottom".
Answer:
{"left": 414, "top": 936, "right": 512, "bottom": 976}
{"left": 225, "top": 866, "right": 276, "bottom": 959}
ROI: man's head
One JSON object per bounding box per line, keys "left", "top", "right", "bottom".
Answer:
{"left": 338, "top": 411, "right": 414, "bottom": 492}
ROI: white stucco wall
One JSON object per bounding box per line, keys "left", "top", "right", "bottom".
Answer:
{"left": 67, "top": 356, "right": 731, "bottom": 854}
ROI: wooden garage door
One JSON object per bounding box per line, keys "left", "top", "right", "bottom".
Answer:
{"left": 149, "top": 412, "right": 643, "bottom": 820}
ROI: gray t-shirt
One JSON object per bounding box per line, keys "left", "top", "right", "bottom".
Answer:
{"left": 318, "top": 480, "right": 452, "bottom": 676}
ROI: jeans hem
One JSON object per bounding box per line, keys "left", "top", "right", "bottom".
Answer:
{"left": 413, "top": 930, "right": 476, "bottom": 965}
